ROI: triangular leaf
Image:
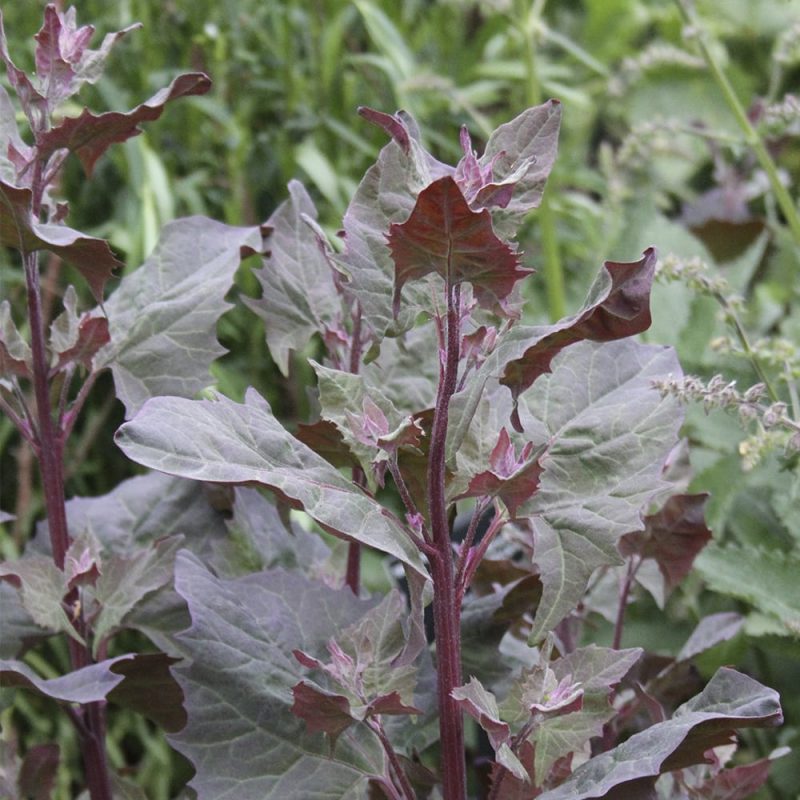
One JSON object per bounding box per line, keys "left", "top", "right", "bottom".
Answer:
{"left": 518, "top": 340, "right": 683, "bottom": 641}
{"left": 501, "top": 249, "right": 657, "bottom": 415}
{"left": 243, "top": 180, "right": 341, "bottom": 376}
{"left": 115, "top": 390, "right": 427, "bottom": 579}
{"left": 620, "top": 494, "right": 712, "bottom": 591}
{"left": 169, "top": 551, "right": 386, "bottom": 798}
{"left": 0, "top": 180, "right": 122, "bottom": 300}
{"left": 537, "top": 668, "right": 782, "bottom": 800}
{"left": 388, "top": 175, "right": 529, "bottom": 317}
{"left": 98, "top": 217, "right": 266, "bottom": 416}
{"left": 37, "top": 73, "right": 211, "bottom": 176}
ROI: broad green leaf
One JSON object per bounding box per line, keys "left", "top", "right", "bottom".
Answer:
{"left": 115, "top": 389, "right": 427, "bottom": 579}
{"left": 0, "top": 180, "right": 122, "bottom": 301}
{"left": 99, "top": 217, "right": 265, "bottom": 416}
{"left": 695, "top": 544, "right": 800, "bottom": 637}
{"left": 169, "top": 551, "right": 385, "bottom": 798}
{"left": 0, "top": 655, "right": 133, "bottom": 704}
{"left": 537, "top": 668, "right": 782, "bottom": 800}
{"left": 519, "top": 340, "right": 683, "bottom": 641}
{"left": 243, "top": 180, "right": 341, "bottom": 376}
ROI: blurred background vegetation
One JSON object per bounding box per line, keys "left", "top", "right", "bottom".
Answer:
{"left": 2, "top": 0, "right": 800, "bottom": 797}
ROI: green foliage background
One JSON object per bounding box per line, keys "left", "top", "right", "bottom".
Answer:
{"left": 2, "top": 0, "right": 800, "bottom": 797}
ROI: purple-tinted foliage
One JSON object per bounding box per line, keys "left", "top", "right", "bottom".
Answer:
{"left": 0, "top": 8, "right": 784, "bottom": 799}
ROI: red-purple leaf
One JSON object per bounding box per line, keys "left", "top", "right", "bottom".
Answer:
{"left": 690, "top": 755, "right": 775, "bottom": 800}
{"left": 620, "top": 494, "right": 712, "bottom": 591}
{"left": 358, "top": 106, "right": 412, "bottom": 154}
{"left": 291, "top": 681, "right": 355, "bottom": 744}
{"left": 367, "top": 690, "right": 422, "bottom": 717}
{"left": 455, "top": 428, "right": 545, "bottom": 517}
{"left": 0, "top": 181, "right": 121, "bottom": 300}
{"left": 451, "top": 677, "right": 511, "bottom": 750}
{"left": 107, "top": 653, "right": 186, "bottom": 733}
{"left": 52, "top": 316, "right": 109, "bottom": 373}
{"left": 37, "top": 73, "right": 211, "bottom": 176}
{"left": 501, "top": 248, "right": 656, "bottom": 413}
{"left": 17, "top": 743, "right": 59, "bottom": 800}
{"left": 388, "top": 175, "right": 529, "bottom": 316}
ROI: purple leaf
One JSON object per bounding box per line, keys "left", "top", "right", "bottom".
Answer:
{"left": 115, "top": 390, "right": 428, "bottom": 578}
{"left": 0, "top": 300, "right": 31, "bottom": 378}
{"left": 99, "top": 217, "right": 267, "bottom": 416}
{"left": 358, "top": 106, "right": 412, "bottom": 153}
{"left": 106, "top": 652, "right": 186, "bottom": 733}
{"left": 677, "top": 613, "right": 744, "bottom": 663}
{"left": 0, "top": 181, "right": 122, "bottom": 301}
{"left": 620, "top": 494, "right": 712, "bottom": 591}
{"left": 36, "top": 72, "right": 211, "bottom": 176}
{"left": 455, "top": 428, "right": 545, "bottom": 517}
{"left": 689, "top": 754, "right": 776, "bottom": 800}
{"left": 168, "top": 552, "right": 387, "bottom": 797}
{"left": 500, "top": 248, "right": 657, "bottom": 413}
{"left": 17, "top": 743, "right": 59, "bottom": 800}
{"left": 518, "top": 340, "right": 683, "bottom": 640}
{"left": 451, "top": 677, "right": 511, "bottom": 750}
{"left": 244, "top": 180, "right": 341, "bottom": 376}
{"left": 388, "top": 175, "right": 529, "bottom": 317}
{"left": 537, "top": 668, "right": 782, "bottom": 800}
{"left": 0, "top": 655, "right": 133, "bottom": 704}
{"left": 291, "top": 681, "right": 355, "bottom": 745}
{"left": 339, "top": 109, "right": 452, "bottom": 335}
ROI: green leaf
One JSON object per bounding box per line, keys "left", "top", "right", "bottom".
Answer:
{"left": 99, "top": 217, "right": 266, "bottom": 416}
{"left": 519, "top": 340, "right": 683, "bottom": 641}
{"left": 538, "top": 668, "right": 782, "bottom": 800}
{"left": 169, "top": 551, "right": 386, "bottom": 798}
{"left": 695, "top": 544, "right": 800, "bottom": 637}
{"left": 243, "top": 181, "right": 341, "bottom": 376}
{"left": 115, "top": 389, "right": 428, "bottom": 579}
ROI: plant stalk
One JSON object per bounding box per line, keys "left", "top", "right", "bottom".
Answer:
{"left": 24, "top": 244, "right": 113, "bottom": 800}
{"left": 345, "top": 305, "right": 365, "bottom": 594}
{"left": 427, "top": 280, "right": 466, "bottom": 799}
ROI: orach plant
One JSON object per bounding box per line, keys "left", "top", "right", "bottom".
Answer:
{"left": 0, "top": 6, "right": 784, "bottom": 800}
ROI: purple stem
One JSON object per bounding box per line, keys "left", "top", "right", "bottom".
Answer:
{"left": 427, "top": 280, "right": 466, "bottom": 800}
{"left": 345, "top": 305, "right": 365, "bottom": 595}
{"left": 368, "top": 718, "right": 416, "bottom": 800}
{"left": 612, "top": 556, "right": 640, "bottom": 650}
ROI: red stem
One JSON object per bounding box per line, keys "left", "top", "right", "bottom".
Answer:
{"left": 427, "top": 280, "right": 466, "bottom": 799}
{"left": 345, "top": 305, "right": 365, "bottom": 594}
{"left": 612, "top": 556, "right": 640, "bottom": 650}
